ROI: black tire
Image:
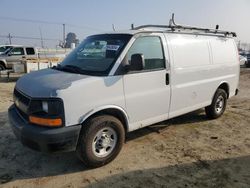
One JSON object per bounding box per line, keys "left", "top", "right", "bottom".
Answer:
{"left": 205, "top": 88, "right": 227, "bottom": 119}
{"left": 0, "top": 64, "right": 5, "bottom": 71}
{"left": 76, "top": 115, "right": 125, "bottom": 168}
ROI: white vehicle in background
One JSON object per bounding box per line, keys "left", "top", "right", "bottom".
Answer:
{"left": 239, "top": 55, "right": 247, "bottom": 66}
{"left": 9, "top": 16, "right": 239, "bottom": 168}
{"left": 0, "top": 46, "right": 37, "bottom": 70}
{"left": 0, "top": 45, "right": 71, "bottom": 70}
{"left": 0, "top": 45, "right": 71, "bottom": 71}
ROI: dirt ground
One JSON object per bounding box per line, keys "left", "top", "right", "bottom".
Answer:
{"left": 0, "top": 68, "right": 250, "bottom": 188}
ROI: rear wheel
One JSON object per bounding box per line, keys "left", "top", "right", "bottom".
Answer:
{"left": 76, "top": 115, "right": 125, "bottom": 168}
{"left": 205, "top": 89, "right": 227, "bottom": 119}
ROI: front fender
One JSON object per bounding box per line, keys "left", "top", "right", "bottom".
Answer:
{"left": 79, "top": 105, "right": 129, "bottom": 130}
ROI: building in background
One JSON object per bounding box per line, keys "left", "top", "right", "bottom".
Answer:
{"left": 64, "top": 32, "right": 79, "bottom": 48}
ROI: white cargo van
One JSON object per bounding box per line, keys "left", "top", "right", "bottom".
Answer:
{"left": 9, "top": 20, "right": 239, "bottom": 167}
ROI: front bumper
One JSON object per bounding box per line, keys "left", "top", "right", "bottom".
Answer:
{"left": 8, "top": 105, "right": 82, "bottom": 153}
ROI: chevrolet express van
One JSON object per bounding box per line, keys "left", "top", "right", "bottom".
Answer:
{"left": 8, "top": 22, "right": 239, "bottom": 167}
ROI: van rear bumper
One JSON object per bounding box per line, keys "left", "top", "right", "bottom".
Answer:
{"left": 8, "top": 105, "right": 81, "bottom": 153}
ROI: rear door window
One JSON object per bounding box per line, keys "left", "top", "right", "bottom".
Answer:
{"left": 26, "top": 48, "right": 35, "bottom": 55}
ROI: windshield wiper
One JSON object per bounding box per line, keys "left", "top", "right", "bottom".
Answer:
{"left": 53, "top": 64, "right": 84, "bottom": 74}
{"left": 52, "top": 64, "right": 105, "bottom": 76}
{"left": 63, "top": 65, "right": 84, "bottom": 74}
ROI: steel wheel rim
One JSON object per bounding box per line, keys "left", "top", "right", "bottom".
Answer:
{"left": 215, "top": 95, "right": 224, "bottom": 113}
{"left": 92, "top": 126, "right": 117, "bottom": 158}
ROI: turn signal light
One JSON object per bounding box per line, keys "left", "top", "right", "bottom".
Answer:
{"left": 29, "top": 116, "right": 62, "bottom": 127}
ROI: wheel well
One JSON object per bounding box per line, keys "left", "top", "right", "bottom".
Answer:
{"left": 0, "top": 61, "right": 6, "bottom": 69}
{"left": 83, "top": 108, "right": 129, "bottom": 132}
{"left": 218, "top": 83, "right": 229, "bottom": 98}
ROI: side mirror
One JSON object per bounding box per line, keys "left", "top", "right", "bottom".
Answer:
{"left": 129, "top": 53, "right": 145, "bottom": 71}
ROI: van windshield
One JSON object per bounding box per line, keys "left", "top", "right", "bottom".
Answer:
{"left": 59, "top": 34, "right": 132, "bottom": 76}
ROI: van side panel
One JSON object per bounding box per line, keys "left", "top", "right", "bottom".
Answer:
{"left": 166, "top": 34, "right": 239, "bottom": 119}
{"left": 209, "top": 37, "right": 239, "bottom": 97}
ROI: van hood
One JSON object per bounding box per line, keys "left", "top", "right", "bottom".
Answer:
{"left": 16, "top": 68, "right": 90, "bottom": 98}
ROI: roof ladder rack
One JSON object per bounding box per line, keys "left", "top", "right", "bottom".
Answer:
{"left": 132, "top": 14, "right": 237, "bottom": 37}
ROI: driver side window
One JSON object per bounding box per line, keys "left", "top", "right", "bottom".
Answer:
{"left": 127, "top": 36, "right": 165, "bottom": 71}
{"left": 10, "top": 47, "right": 25, "bottom": 56}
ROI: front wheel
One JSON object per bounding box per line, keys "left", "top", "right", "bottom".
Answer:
{"left": 205, "top": 89, "right": 227, "bottom": 119}
{"left": 0, "top": 64, "right": 5, "bottom": 71}
{"left": 76, "top": 115, "right": 125, "bottom": 168}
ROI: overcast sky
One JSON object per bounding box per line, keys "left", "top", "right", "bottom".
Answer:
{"left": 0, "top": 0, "right": 249, "bottom": 47}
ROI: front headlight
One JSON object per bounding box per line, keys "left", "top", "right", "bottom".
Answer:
{"left": 28, "top": 99, "right": 64, "bottom": 127}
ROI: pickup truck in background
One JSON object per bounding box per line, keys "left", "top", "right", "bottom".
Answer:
{"left": 0, "top": 45, "right": 70, "bottom": 71}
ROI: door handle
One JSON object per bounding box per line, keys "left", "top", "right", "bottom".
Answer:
{"left": 166, "top": 73, "right": 169, "bottom": 85}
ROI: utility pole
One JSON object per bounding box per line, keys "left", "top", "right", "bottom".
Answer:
{"left": 8, "top": 33, "right": 12, "bottom": 44}
{"left": 39, "top": 27, "right": 44, "bottom": 48}
{"left": 63, "top": 24, "right": 66, "bottom": 48}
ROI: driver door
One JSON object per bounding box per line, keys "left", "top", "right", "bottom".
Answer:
{"left": 6, "top": 47, "right": 25, "bottom": 68}
{"left": 123, "top": 34, "right": 171, "bottom": 130}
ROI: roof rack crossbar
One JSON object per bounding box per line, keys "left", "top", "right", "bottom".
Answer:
{"left": 132, "top": 14, "right": 237, "bottom": 37}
